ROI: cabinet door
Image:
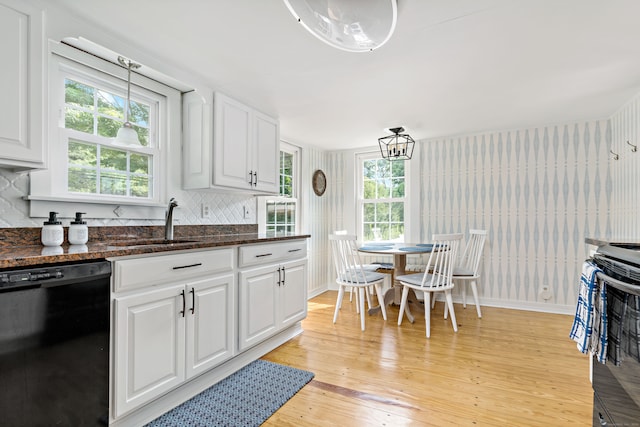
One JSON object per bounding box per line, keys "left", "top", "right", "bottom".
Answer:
{"left": 279, "top": 259, "right": 308, "bottom": 329}
{"left": 182, "top": 91, "right": 211, "bottom": 189}
{"left": 113, "top": 284, "right": 186, "bottom": 418}
{"left": 253, "top": 111, "right": 279, "bottom": 193}
{"left": 0, "top": 0, "right": 44, "bottom": 171}
{"left": 238, "top": 265, "right": 278, "bottom": 351}
{"left": 185, "top": 274, "right": 235, "bottom": 378}
{"left": 213, "top": 93, "right": 252, "bottom": 189}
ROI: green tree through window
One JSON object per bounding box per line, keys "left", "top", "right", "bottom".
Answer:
{"left": 264, "top": 147, "right": 298, "bottom": 234}
{"left": 64, "top": 78, "right": 152, "bottom": 198}
{"left": 361, "top": 158, "right": 405, "bottom": 242}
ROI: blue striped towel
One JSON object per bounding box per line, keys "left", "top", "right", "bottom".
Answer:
{"left": 569, "top": 260, "right": 608, "bottom": 363}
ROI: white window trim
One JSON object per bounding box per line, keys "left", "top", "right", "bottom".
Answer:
{"left": 355, "top": 151, "right": 411, "bottom": 243}
{"left": 258, "top": 141, "right": 300, "bottom": 234}
{"left": 28, "top": 41, "right": 180, "bottom": 220}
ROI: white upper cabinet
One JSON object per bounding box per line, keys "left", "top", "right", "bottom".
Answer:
{"left": 182, "top": 91, "right": 279, "bottom": 194}
{"left": 0, "top": 0, "right": 45, "bottom": 171}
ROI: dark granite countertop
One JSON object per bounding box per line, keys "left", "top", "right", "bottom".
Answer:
{"left": 585, "top": 237, "right": 640, "bottom": 247}
{"left": 0, "top": 225, "right": 310, "bottom": 269}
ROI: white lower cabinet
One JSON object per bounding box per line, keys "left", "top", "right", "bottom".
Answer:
{"left": 113, "top": 274, "right": 234, "bottom": 418}
{"left": 238, "top": 243, "right": 308, "bottom": 352}
{"left": 114, "top": 284, "right": 186, "bottom": 418}
{"left": 111, "top": 248, "right": 235, "bottom": 419}
{"left": 110, "top": 240, "right": 307, "bottom": 424}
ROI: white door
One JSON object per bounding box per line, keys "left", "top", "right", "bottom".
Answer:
{"left": 185, "top": 274, "right": 235, "bottom": 378}
{"left": 253, "top": 111, "right": 279, "bottom": 193}
{"left": 113, "top": 284, "right": 186, "bottom": 418}
{"left": 0, "top": 1, "right": 44, "bottom": 169}
{"left": 279, "top": 259, "right": 308, "bottom": 329}
{"left": 238, "top": 265, "right": 278, "bottom": 351}
{"left": 213, "top": 93, "right": 251, "bottom": 189}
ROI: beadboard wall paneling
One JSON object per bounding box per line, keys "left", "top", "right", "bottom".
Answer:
{"left": 420, "top": 121, "right": 610, "bottom": 311}
{"left": 610, "top": 93, "right": 640, "bottom": 238}
{"left": 302, "top": 147, "right": 331, "bottom": 297}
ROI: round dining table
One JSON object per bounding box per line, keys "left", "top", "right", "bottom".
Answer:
{"left": 357, "top": 242, "right": 435, "bottom": 310}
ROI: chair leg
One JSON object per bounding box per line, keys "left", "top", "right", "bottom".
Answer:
{"left": 359, "top": 287, "right": 366, "bottom": 331}
{"left": 470, "top": 280, "right": 482, "bottom": 318}
{"left": 333, "top": 285, "right": 345, "bottom": 324}
{"left": 424, "top": 291, "right": 431, "bottom": 338}
{"left": 431, "top": 292, "right": 436, "bottom": 309}
{"left": 374, "top": 283, "right": 387, "bottom": 321}
{"left": 397, "top": 286, "right": 410, "bottom": 325}
{"left": 365, "top": 285, "right": 373, "bottom": 309}
{"left": 444, "top": 290, "right": 458, "bottom": 332}
{"left": 461, "top": 280, "right": 467, "bottom": 308}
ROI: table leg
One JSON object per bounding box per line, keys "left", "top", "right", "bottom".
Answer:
{"left": 376, "top": 253, "right": 407, "bottom": 312}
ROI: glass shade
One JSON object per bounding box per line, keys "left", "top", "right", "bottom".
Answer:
{"left": 283, "top": 0, "right": 397, "bottom": 52}
{"left": 113, "top": 122, "right": 141, "bottom": 147}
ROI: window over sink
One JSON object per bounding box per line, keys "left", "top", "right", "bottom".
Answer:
{"left": 28, "top": 42, "right": 180, "bottom": 219}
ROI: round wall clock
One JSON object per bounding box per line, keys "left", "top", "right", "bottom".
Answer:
{"left": 312, "top": 170, "right": 326, "bottom": 196}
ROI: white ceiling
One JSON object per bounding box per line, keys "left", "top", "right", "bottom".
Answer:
{"left": 48, "top": 0, "right": 640, "bottom": 151}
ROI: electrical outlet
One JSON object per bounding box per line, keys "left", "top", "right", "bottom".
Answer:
{"left": 201, "top": 203, "right": 210, "bottom": 218}
{"left": 539, "top": 285, "right": 553, "bottom": 301}
{"left": 243, "top": 205, "right": 249, "bottom": 219}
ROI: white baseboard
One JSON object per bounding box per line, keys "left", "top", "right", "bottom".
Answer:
{"left": 320, "top": 282, "right": 575, "bottom": 315}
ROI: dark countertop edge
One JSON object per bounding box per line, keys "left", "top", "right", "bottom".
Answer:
{"left": 0, "top": 234, "right": 311, "bottom": 269}
{"left": 585, "top": 237, "right": 640, "bottom": 247}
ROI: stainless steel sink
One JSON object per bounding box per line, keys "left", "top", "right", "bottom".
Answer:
{"left": 107, "top": 238, "right": 199, "bottom": 247}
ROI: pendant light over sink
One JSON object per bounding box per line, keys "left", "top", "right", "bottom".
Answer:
{"left": 282, "top": 0, "right": 397, "bottom": 52}
{"left": 113, "top": 56, "right": 142, "bottom": 147}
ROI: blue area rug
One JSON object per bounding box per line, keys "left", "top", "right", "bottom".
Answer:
{"left": 146, "top": 360, "right": 314, "bottom": 427}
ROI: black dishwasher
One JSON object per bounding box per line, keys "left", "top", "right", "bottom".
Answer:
{"left": 0, "top": 260, "right": 111, "bottom": 426}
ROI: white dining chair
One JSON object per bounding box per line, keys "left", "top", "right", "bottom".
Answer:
{"left": 452, "top": 229, "right": 488, "bottom": 318}
{"left": 396, "top": 233, "right": 463, "bottom": 338}
{"left": 329, "top": 233, "right": 388, "bottom": 331}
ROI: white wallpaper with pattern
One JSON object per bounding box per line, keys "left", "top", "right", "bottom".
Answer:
{"left": 419, "top": 121, "right": 610, "bottom": 312}
{"left": 325, "top": 120, "right": 612, "bottom": 313}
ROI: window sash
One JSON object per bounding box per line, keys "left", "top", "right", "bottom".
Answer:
{"left": 31, "top": 48, "right": 170, "bottom": 207}
{"left": 357, "top": 152, "right": 409, "bottom": 243}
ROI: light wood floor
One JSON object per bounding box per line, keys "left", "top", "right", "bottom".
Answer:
{"left": 261, "top": 291, "right": 592, "bottom": 426}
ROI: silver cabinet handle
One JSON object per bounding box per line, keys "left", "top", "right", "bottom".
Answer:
{"left": 282, "top": 266, "right": 286, "bottom": 285}
{"left": 253, "top": 171, "right": 257, "bottom": 186}
{"left": 288, "top": 248, "right": 301, "bottom": 253}
{"left": 248, "top": 171, "right": 254, "bottom": 186}
{"left": 255, "top": 253, "right": 272, "bottom": 258}
{"left": 277, "top": 267, "right": 281, "bottom": 286}
{"left": 190, "top": 288, "right": 195, "bottom": 315}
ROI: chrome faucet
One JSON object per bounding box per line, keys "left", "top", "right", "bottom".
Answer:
{"left": 165, "top": 198, "right": 178, "bottom": 240}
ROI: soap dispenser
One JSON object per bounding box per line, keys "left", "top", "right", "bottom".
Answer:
{"left": 41, "top": 211, "right": 63, "bottom": 247}
{"left": 69, "top": 212, "right": 88, "bottom": 245}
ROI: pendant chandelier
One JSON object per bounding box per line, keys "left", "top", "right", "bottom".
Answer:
{"left": 282, "top": 0, "right": 397, "bottom": 53}
{"left": 378, "top": 127, "right": 415, "bottom": 161}
{"left": 113, "top": 56, "right": 142, "bottom": 147}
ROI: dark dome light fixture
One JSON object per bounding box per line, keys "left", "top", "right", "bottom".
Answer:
{"left": 282, "top": 0, "right": 397, "bottom": 53}
{"left": 379, "top": 127, "right": 415, "bottom": 161}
